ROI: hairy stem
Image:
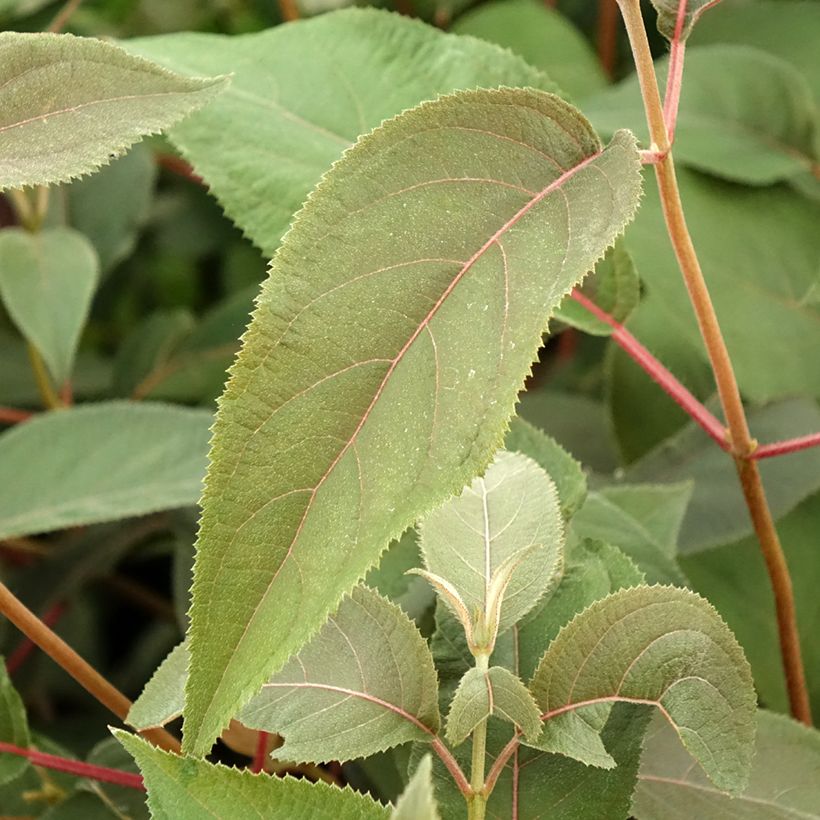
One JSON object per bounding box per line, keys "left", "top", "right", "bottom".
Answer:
{"left": 48, "top": 0, "right": 84, "bottom": 33}
{"left": 467, "top": 654, "right": 489, "bottom": 820}
{"left": 616, "top": 0, "right": 811, "bottom": 724}
{"left": 754, "top": 432, "right": 820, "bottom": 460}
{"left": 0, "top": 581, "right": 181, "bottom": 752}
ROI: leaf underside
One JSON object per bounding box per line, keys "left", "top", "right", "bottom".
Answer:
{"left": 182, "top": 86, "right": 641, "bottom": 754}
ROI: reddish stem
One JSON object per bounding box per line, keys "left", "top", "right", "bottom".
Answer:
{"left": 251, "top": 731, "right": 269, "bottom": 774}
{"left": 0, "top": 741, "right": 144, "bottom": 790}
{"left": 156, "top": 153, "right": 203, "bottom": 186}
{"left": 0, "top": 406, "right": 33, "bottom": 424}
{"left": 596, "top": 0, "right": 620, "bottom": 77}
{"left": 754, "top": 432, "right": 820, "bottom": 460}
{"left": 6, "top": 602, "right": 67, "bottom": 675}
{"left": 570, "top": 290, "right": 728, "bottom": 448}
{"left": 662, "top": 0, "right": 688, "bottom": 142}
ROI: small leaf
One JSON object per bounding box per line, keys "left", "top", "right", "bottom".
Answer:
{"left": 115, "top": 730, "right": 390, "bottom": 820}
{"left": 504, "top": 417, "right": 587, "bottom": 520}
{"left": 0, "top": 227, "right": 99, "bottom": 385}
{"left": 392, "top": 756, "right": 440, "bottom": 820}
{"left": 530, "top": 585, "right": 757, "bottom": 794}
{"left": 524, "top": 704, "right": 616, "bottom": 769}
{"left": 181, "top": 86, "right": 641, "bottom": 754}
{"left": 0, "top": 402, "right": 210, "bottom": 540}
{"left": 419, "top": 450, "right": 564, "bottom": 651}
{"left": 554, "top": 241, "right": 640, "bottom": 336}
{"left": 0, "top": 32, "right": 226, "bottom": 191}
{"left": 649, "top": 0, "right": 721, "bottom": 41}
{"left": 633, "top": 710, "right": 820, "bottom": 819}
{"left": 128, "top": 642, "right": 188, "bottom": 731}
{"left": 407, "top": 569, "right": 474, "bottom": 648}
{"left": 127, "top": 8, "right": 559, "bottom": 255}
{"left": 0, "top": 658, "right": 30, "bottom": 786}
{"left": 446, "top": 666, "right": 541, "bottom": 745}
{"left": 240, "top": 586, "right": 440, "bottom": 763}
{"left": 450, "top": 0, "right": 607, "bottom": 100}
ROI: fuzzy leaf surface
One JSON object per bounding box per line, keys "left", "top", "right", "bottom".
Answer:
{"left": 239, "top": 586, "right": 439, "bottom": 763}
{"left": 0, "top": 227, "right": 99, "bottom": 385}
{"left": 392, "top": 756, "right": 440, "bottom": 820}
{"left": 0, "top": 32, "right": 226, "bottom": 191}
{"left": 0, "top": 402, "right": 210, "bottom": 539}
{"left": 115, "top": 731, "right": 389, "bottom": 820}
{"left": 445, "top": 666, "right": 541, "bottom": 745}
{"left": 128, "top": 642, "right": 188, "bottom": 731}
{"left": 530, "top": 585, "right": 756, "bottom": 794}
{"left": 419, "top": 450, "right": 563, "bottom": 638}
{"left": 180, "top": 87, "right": 641, "bottom": 753}
{"left": 633, "top": 710, "right": 820, "bottom": 819}
{"left": 127, "top": 8, "right": 558, "bottom": 255}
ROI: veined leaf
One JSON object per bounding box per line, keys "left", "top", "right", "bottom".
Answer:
{"left": 0, "top": 227, "right": 99, "bottom": 386}
{"left": 127, "top": 8, "right": 559, "bottom": 256}
{"left": 181, "top": 87, "right": 641, "bottom": 754}
{"left": 586, "top": 45, "right": 820, "bottom": 186}
{"left": 450, "top": 0, "right": 606, "bottom": 100}
{"left": 128, "top": 642, "right": 188, "bottom": 731}
{"left": 524, "top": 702, "right": 616, "bottom": 769}
{"left": 0, "top": 658, "right": 30, "bottom": 786}
{"left": 239, "top": 586, "right": 440, "bottom": 763}
{"left": 392, "top": 756, "right": 440, "bottom": 820}
{"left": 418, "top": 450, "right": 564, "bottom": 651}
{"left": 115, "top": 731, "right": 390, "bottom": 820}
{"left": 445, "top": 665, "right": 541, "bottom": 745}
{"left": 0, "top": 32, "right": 226, "bottom": 191}
{"left": 633, "top": 710, "right": 820, "bottom": 819}
{"left": 530, "top": 585, "right": 756, "bottom": 794}
{"left": 649, "top": 0, "right": 721, "bottom": 41}
{"left": 504, "top": 417, "right": 587, "bottom": 520}
{"left": 0, "top": 402, "right": 211, "bottom": 540}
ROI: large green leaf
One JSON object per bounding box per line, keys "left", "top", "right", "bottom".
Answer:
{"left": 0, "top": 32, "right": 226, "bottom": 191}
{"left": 570, "top": 483, "right": 691, "bottom": 583}
{"left": 0, "top": 658, "right": 30, "bottom": 786}
{"left": 682, "top": 492, "right": 820, "bottom": 718}
{"left": 417, "top": 450, "right": 563, "bottom": 643}
{"left": 0, "top": 227, "right": 99, "bottom": 385}
{"left": 622, "top": 167, "right": 820, "bottom": 403}
{"left": 239, "top": 586, "right": 439, "bottom": 763}
{"left": 586, "top": 45, "right": 820, "bottom": 186}
{"left": 0, "top": 402, "right": 211, "bottom": 540}
{"left": 530, "top": 585, "right": 757, "bottom": 794}
{"left": 115, "top": 731, "right": 390, "bottom": 820}
{"left": 180, "top": 87, "right": 641, "bottom": 754}
{"left": 450, "top": 0, "right": 606, "bottom": 100}
{"left": 127, "top": 8, "right": 559, "bottom": 256}
{"left": 633, "top": 710, "right": 820, "bottom": 819}
{"left": 626, "top": 399, "right": 820, "bottom": 552}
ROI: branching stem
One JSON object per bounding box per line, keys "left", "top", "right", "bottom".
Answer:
{"left": 616, "top": 0, "right": 811, "bottom": 724}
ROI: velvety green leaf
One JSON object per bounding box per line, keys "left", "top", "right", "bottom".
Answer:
{"left": 0, "top": 402, "right": 211, "bottom": 539}
{"left": 530, "top": 585, "right": 757, "bottom": 794}
{"left": 418, "top": 450, "right": 563, "bottom": 644}
{"left": 0, "top": 658, "right": 30, "bottom": 786}
{"left": 180, "top": 86, "right": 641, "bottom": 754}
{"left": 128, "top": 8, "right": 559, "bottom": 256}
{"left": 627, "top": 399, "right": 820, "bottom": 552}
{"left": 0, "top": 32, "right": 227, "bottom": 191}
{"left": 504, "top": 417, "right": 587, "bottom": 520}
{"left": 115, "top": 730, "right": 390, "bottom": 820}
{"left": 524, "top": 702, "right": 615, "bottom": 769}
{"left": 633, "top": 710, "right": 820, "bottom": 819}
{"left": 622, "top": 166, "right": 820, "bottom": 404}
{"left": 450, "top": 0, "right": 606, "bottom": 100}
{"left": 392, "top": 756, "right": 440, "bottom": 820}
{"left": 128, "top": 641, "right": 187, "bottom": 731}
{"left": 690, "top": 0, "right": 820, "bottom": 102}
{"left": 445, "top": 666, "right": 541, "bottom": 745}
{"left": 649, "top": 0, "right": 720, "bottom": 41}
{"left": 554, "top": 240, "right": 640, "bottom": 336}
{"left": 586, "top": 45, "right": 820, "bottom": 185}
{"left": 65, "top": 143, "right": 158, "bottom": 272}
{"left": 570, "top": 483, "right": 691, "bottom": 583}
{"left": 0, "top": 227, "right": 99, "bottom": 385}
{"left": 518, "top": 539, "right": 644, "bottom": 680}
{"left": 682, "top": 492, "right": 820, "bottom": 718}
{"left": 239, "top": 586, "right": 440, "bottom": 763}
